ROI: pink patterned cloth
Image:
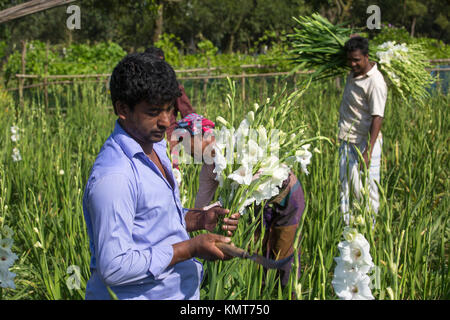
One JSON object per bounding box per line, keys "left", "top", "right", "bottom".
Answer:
{"left": 175, "top": 113, "right": 215, "bottom": 136}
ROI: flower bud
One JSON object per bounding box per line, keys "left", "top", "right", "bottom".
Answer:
{"left": 246, "top": 111, "right": 255, "bottom": 124}
{"left": 216, "top": 116, "right": 230, "bottom": 127}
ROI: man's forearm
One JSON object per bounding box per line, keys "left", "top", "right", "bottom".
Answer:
{"left": 184, "top": 209, "right": 205, "bottom": 232}
{"left": 368, "top": 116, "right": 383, "bottom": 156}
{"left": 170, "top": 239, "right": 196, "bottom": 267}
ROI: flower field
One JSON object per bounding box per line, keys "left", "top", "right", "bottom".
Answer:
{"left": 0, "top": 77, "right": 448, "bottom": 300}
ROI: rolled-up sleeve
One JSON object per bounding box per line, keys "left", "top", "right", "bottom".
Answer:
{"left": 368, "top": 81, "right": 387, "bottom": 117}
{"left": 87, "top": 173, "right": 174, "bottom": 286}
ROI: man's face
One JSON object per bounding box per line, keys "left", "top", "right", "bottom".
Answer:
{"left": 118, "top": 100, "right": 173, "bottom": 145}
{"left": 346, "top": 49, "right": 369, "bottom": 76}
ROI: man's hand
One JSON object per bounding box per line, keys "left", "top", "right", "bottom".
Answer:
{"left": 203, "top": 207, "right": 240, "bottom": 236}
{"left": 190, "top": 233, "right": 233, "bottom": 261}
{"left": 170, "top": 233, "right": 233, "bottom": 266}
{"left": 185, "top": 207, "right": 240, "bottom": 235}
{"left": 361, "top": 149, "right": 370, "bottom": 171}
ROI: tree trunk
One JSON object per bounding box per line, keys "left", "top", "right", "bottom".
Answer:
{"left": 226, "top": 33, "right": 235, "bottom": 54}
{"left": 410, "top": 16, "right": 416, "bottom": 37}
{"left": 153, "top": 2, "right": 164, "bottom": 43}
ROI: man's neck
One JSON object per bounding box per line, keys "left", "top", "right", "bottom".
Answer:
{"left": 118, "top": 119, "right": 154, "bottom": 155}
{"left": 354, "top": 61, "right": 375, "bottom": 77}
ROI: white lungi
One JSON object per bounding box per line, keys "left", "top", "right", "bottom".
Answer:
{"left": 339, "top": 136, "right": 382, "bottom": 224}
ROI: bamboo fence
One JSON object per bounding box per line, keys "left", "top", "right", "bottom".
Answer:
{"left": 6, "top": 40, "right": 450, "bottom": 107}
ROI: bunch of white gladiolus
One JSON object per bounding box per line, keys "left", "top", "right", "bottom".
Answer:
{"left": 332, "top": 227, "right": 375, "bottom": 300}
{"left": 211, "top": 80, "right": 328, "bottom": 215}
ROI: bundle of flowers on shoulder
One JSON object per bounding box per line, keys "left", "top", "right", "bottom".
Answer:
{"left": 287, "top": 14, "right": 435, "bottom": 107}
{"left": 375, "top": 41, "right": 434, "bottom": 106}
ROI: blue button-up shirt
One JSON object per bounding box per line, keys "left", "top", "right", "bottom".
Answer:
{"left": 83, "top": 121, "right": 203, "bottom": 300}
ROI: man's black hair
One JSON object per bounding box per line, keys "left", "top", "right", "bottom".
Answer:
{"left": 109, "top": 52, "right": 180, "bottom": 114}
{"left": 144, "top": 46, "right": 165, "bottom": 60}
{"left": 344, "top": 36, "right": 369, "bottom": 56}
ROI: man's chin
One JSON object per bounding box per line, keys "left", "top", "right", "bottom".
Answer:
{"left": 149, "top": 132, "right": 166, "bottom": 143}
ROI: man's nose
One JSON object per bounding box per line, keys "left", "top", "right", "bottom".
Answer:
{"left": 158, "top": 110, "right": 171, "bottom": 128}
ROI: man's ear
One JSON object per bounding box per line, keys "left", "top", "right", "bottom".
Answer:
{"left": 115, "top": 101, "right": 130, "bottom": 120}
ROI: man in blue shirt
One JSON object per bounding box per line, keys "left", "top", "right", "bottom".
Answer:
{"left": 83, "top": 53, "right": 239, "bottom": 300}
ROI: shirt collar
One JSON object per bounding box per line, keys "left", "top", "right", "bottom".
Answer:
{"left": 366, "top": 62, "right": 378, "bottom": 76}
{"left": 352, "top": 62, "right": 378, "bottom": 80}
{"left": 112, "top": 120, "right": 145, "bottom": 159}
{"left": 112, "top": 120, "right": 169, "bottom": 162}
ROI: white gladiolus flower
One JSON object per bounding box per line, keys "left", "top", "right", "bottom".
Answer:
{"left": 270, "top": 164, "right": 290, "bottom": 188}
{"left": 238, "top": 196, "right": 257, "bottom": 213}
{"left": 377, "top": 51, "right": 391, "bottom": 65}
{"left": 11, "top": 134, "right": 20, "bottom": 142}
{"left": 10, "top": 126, "right": 19, "bottom": 135}
{"left": 2, "top": 225, "right": 14, "bottom": 238}
{"left": 213, "top": 146, "right": 227, "bottom": 175}
{"left": 246, "top": 139, "right": 264, "bottom": 164}
{"left": 12, "top": 148, "right": 22, "bottom": 162}
{"left": 338, "top": 234, "right": 374, "bottom": 268}
{"left": 377, "top": 41, "right": 410, "bottom": 67}
{"left": 0, "top": 269, "right": 16, "bottom": 289}
{"left": 253, "top": 103, "right": 260, "bottom": 111}
{"left": 228, "top": 164, "right": 253, "bottom": 185}
{"left": 295, "top": 144, "right": 312, "bottom": 175}
{"left": 0, "top": 247, "right": 18, "bottom": 269}
{"left": 259, "top": 155, "right": 281, "bottom": 176}
{"left": 59, "top": 169, "right": 65, "bottom": 176}
{"left": 172, "top": 168, "right": 182, "bottom": 186}
{"left": 215, "top": 173, "right": 224, "bottom": 187}
{"left": 334, "top": 256, "right": 373, "bottom": 275}
{"left": 269, "top": 137, "right": 280, "bottom": 155}
{"left": 332, "top": 268, "right": 374, "bottom": 300}
{"left": 378, "top": 41, "right": 395, "bottom": 49}
{"left": 0, "top": 238, "right": 13, "bottom": 251}
{"left": 257, "top": 126, "right": 268, "bottom": 146}
{"left": 235, "top": 119, "right": 250, "bottom": 143}
{"left": 253, "top": 179, "right": 279, "bottom": 205}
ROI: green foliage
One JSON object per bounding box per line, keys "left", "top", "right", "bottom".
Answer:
{"left": 154, "top": 33, "right": 184, "bottom": 66}
{"left": 2, "top": 40, "right": 127, "bottom": 85}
